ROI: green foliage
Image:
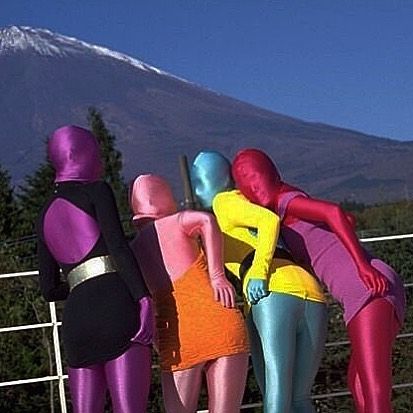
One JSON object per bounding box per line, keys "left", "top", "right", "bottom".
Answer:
{"left": 87, "top": 107, "right": 123, "bottom": 189}
{"left": 87, "top": 107, "right": 130, "bottom": 222}
{"left": 0, "top": 164, "right": 17, "bottom": 240}
{"left": 0, "top": 163, "right": 24, "bottom": 274}
{"left": 16, "top": 162, "right": 55, "bottom": 250}
{"left": 355, "top": 200, "right": 413, "bottom": 237}
{"left": 340, "top": 198, "right": 366, "bottom": 213}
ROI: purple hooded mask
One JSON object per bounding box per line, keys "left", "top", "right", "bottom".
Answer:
{"left": 48, "top": 125, "right": 102, "bottom": 183}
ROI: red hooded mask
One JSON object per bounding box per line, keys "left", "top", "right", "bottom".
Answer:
{"left": 231, "top": 148, "right": 283, "bottom": 209}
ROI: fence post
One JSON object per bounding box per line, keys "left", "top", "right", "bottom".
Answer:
{"left": 49, "top": 301, "right": 67, "bottom": 413}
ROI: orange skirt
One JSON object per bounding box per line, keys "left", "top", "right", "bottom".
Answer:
{"left": 155, "top": 253, "right": 249, "bottom": 371}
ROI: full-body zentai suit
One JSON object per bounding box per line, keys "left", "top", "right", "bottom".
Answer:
{"left": 36, "top": 125, "right": 153, "bottom": 413}
{"left": 190, "top": 151, "right": 328, "bottom": 413}
{"left": 129, "top": 174, "right": 249, "bottom": 413}
{"left": 232, "top": 148, "right": 406, "bottom": 413}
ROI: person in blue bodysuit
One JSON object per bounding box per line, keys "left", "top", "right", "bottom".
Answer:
{"left": 190, "top": 150, "right": 328, "bottom": 413}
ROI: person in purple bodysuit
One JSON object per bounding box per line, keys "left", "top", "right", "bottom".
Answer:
{"left": 36, "top": 125, "right": 153, "bottom": 413}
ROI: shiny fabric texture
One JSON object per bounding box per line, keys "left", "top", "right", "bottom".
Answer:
{"left": 277, "top": 191, "right": 397, "bottom": 308}
{"left": 232, "top": 148, "right": 282, "bottom": 208}
{"left": 161, "top": 353, "right": 249, "bottom": 413}
{"left": 68, "top": 343, "right": 151, "bottom": 413}
{"left": 278, "top": 190, "right": 405, "bottom": 326}
{"left": 190, "top": 150, "right": 234, "bottom": 209}
{"left": 130, "top": 296, "right": 154, "bottom": 346}
{"left": 129, "top": 173, "right": 249, "bottom": 411}
{"left": 130, "top": 174, "right": 226, "bottom": 282}
{"left": 190, "top": 150, "right": 328, "bottom": 412}
{"left": 347, "top": 298, "right": 400, "bottom": 413}
{"left": 232, "top": 148, "right": 406, "bottom": 413}
{"left": 48, "top": 125, "right": 102, "bottom": 183}
{"left": 246, "top": 292, "right": 327, "bottom": 413}
{"left": 130, "top": 174, "right": 177, "bottom": 222}
{"left": 44, "top": 198, "right": 100, "bottom": 264}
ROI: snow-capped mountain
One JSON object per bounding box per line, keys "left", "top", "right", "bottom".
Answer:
{"left": 0, "top": 26, "right": 180, "bottom": 78}
{"left": 1, "top": 25, "right": 413, "bottom": 203}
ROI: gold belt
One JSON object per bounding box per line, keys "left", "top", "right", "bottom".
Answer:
{"left": 67, "top": 255, "right": 117, "bottom": 291}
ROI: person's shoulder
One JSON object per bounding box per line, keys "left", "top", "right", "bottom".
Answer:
{"left": 213, "top": 189, "right": 240, "bottom": 204}
{"left": 278, "top": 184, "right": 308, "bottom": 202}
{"left": 86, "top": 180, "right": 111, "bottom": 190}
{"left": 85, "top": 180, "right": 114, "bottom": 197}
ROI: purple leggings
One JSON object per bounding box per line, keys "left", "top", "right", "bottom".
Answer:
{"left": 68, "top": 343, "right": 151, "bottom": 413}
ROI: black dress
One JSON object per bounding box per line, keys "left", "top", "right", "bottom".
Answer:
{"left": 36, "top": 181, "right": 149, "bottom": 367}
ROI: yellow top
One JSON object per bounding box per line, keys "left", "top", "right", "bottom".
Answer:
{"left": 212, "top": 190, "right": 325, "bottom": 303}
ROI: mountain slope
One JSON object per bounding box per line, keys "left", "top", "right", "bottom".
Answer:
{"left": 1, "top": 26, "right": 412, "bottom": 204}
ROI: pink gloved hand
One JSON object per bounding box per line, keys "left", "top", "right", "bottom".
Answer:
{"left": 357, "top": 262, "right": 388, "bottom": 296}
{"left": 130, "top": 296, "right": 154, "bottom": 345}
{"left": 210, "top": 274, "right": 236, "bottom": 308}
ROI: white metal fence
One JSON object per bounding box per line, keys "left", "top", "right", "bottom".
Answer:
{"left": 1, "top": 233, "right": 412, "bottom": 412}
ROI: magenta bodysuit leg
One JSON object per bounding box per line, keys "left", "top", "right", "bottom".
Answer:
{"left": 347, "top": 298, "right": 400, "bottom": 413}
{"left": 68, "top": 364, "right": 107, "bottom": 413}
{"left": 104, "top": 343, "right": 152, "bottom": 413}
{"left": 205, "top": 353, "right": 249, "bottom": 413}
{"left": 348, "top": 358, "right": 365, "bottom": 412}
{"left": 161, "top": 364, "right": 204, "bottom": 413}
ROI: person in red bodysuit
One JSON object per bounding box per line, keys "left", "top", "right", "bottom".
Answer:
{"left": 232, "top": 148, "right": 406, "bottom": 413}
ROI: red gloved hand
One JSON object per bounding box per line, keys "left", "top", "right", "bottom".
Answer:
{"left": 357, "top": 262, "right": 388, "bottom": 296}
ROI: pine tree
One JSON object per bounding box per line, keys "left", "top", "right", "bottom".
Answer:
{"left": 0, "top": 164, "right": 21, "bottom": 273}
{"left": 16, "top": 162, "right": 54, "bottom": 248}
{"left": 87, "top": 107, "right": 129, "bottom": 221}
{"left": 0, "top": 164, "right": 16, "bottom": 241}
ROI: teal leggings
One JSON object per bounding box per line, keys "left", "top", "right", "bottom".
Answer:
{"left": 246, "top": 293, "right": 328, "bottom": 413}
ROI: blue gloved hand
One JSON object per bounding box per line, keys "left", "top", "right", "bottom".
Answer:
{"left": 246, "top": 279, "right": 269, "bottom": 305}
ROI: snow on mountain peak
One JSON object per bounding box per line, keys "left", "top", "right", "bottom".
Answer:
{"left": 0, "top": 26, "right": 183, "bottom": 80}
{"left": 0, "top": 26, "right": 62, "bottom": 55}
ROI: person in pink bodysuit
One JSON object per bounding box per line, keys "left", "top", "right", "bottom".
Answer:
{"left": 129, "top": 174, "right": 249, "bottom": 413}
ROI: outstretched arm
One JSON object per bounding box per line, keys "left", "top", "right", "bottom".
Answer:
{"left": 180, "top": 210, "right": 235, "bottom": 308}
{"left": 286, "top": 196, "right": 388, "bottom": 295}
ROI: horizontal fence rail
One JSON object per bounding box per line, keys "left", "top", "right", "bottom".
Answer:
{"left": 1, "top": 232, "right": 413, "bottom": 412}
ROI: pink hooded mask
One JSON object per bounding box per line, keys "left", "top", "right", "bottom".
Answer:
{"left": 130, "top": 174, "right": 177, "bottom": 222}
{"left": 48, "top": 125, "right": 103, "bottom": 183}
